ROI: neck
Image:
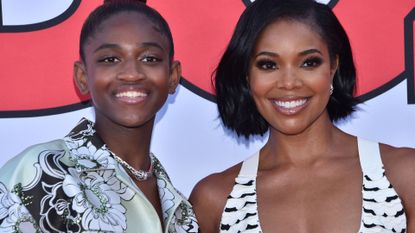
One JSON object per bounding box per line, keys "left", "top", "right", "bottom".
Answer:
{"left": 263, "top": 116, "right": 351, "bottom": 167}
{"left": 94, "top": 117, "right": 154, "bottom": 170}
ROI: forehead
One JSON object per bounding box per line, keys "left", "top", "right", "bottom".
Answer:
{"left": 254, "top": 19, "right": 327, "bottom": 52}
{"left": 85, "top": 11, "right": 169, "bottom": 51}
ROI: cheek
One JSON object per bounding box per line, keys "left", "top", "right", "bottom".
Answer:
{"left": 85, "top": 72, "right": 113, "bottom": 104}
{"left": 248, "top": 77, "right": 274, "bottom": 115}
{"left": 248, "top": 80, "right": 263, "bottom": 106}
{"left": 301, "top": 68, "right": 332, "bottom": 91}
{"left": 248, "top": 73, "right": 276, "bottom": 96}
{"left": 87, "top": 74, "right": 108, "bottom": 93}
{"left": 149, "top": 67, "right": 171, "bottom": 88}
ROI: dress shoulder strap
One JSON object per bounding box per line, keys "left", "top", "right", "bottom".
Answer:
{"left": 357, "top": 137, "right": 384, "bottom": 178}
{"left": 238, "top": 151, "right": 259, "bottom": 177}
{"left": 357, "top": 137, "right": 407, "bottom": 232}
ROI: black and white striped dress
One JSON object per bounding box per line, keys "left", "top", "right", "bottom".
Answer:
{"left": 219, "top": 138, "right": 407, "bottom": 233}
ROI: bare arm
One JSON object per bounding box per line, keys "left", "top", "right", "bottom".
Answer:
{"left": 189, "top": 166, "right": 239, "bottom": 233}
{"left": 381, "top": 145, "right": 415, "bottom": 232}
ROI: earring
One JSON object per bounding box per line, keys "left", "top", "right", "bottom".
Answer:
{"left": 329, "top": 84, "right": 334, "bottom": 95}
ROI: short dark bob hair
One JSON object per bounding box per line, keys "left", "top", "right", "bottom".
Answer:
{"left": 79, "top": 0, "right": 174, "bottom": 63}
{"left": 214, "top": 0, "right": 359, "bottom": 138}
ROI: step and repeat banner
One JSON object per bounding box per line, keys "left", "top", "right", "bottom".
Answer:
{"left": 0, "top": 0, "right": 414, "bottom": 196}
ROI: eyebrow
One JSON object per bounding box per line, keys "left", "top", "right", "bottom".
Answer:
{"left": 254, "top": 48, "right": 322, "bottom": 58}
{"left": 141, "top": 42, "right": 165, "bottom": 52}
{"left": 298, "top": 48, "right": 322, "bottom": 56}
{"left": 93, "top": 42, "right": 165, "bottom": 53}
{"left": 255, "top": 51, "right": 279, "bottom": 58}
{"left": 93, "top": 43, "right": 120, "bottom": 53}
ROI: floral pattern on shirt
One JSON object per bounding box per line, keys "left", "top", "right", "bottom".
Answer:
{"left": 0, "top": 118, "right": 199, "bottom": 232}
{"left": 0, "top": 183, "right": 38, "bottom": 233}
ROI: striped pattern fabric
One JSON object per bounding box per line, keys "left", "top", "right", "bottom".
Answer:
{"left": 219, "top": 138, "right": 407, "bottom": 233}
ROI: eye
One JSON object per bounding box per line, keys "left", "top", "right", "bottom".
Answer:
{"left": 140, "top": 55, "right": 162, "bottom": 63}
{"left": 97, "top": 56, "right": 120, "bottom": 63}
{"left": 302, "top": 57, "right": 323, "bottom": 68}
{"left": 256, "top": 59, "right": 277, "bottom": 70}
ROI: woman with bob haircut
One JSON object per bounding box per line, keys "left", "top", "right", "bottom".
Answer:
{"left": 0, "top": 1, "right": 199, "bottom": 232}
{"left": 190, "top": 0, "right": 415, "bottom": 232}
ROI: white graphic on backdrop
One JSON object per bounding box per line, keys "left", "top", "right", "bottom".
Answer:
{"left": 1, "top": 0, "right": 74, "bottom": 25}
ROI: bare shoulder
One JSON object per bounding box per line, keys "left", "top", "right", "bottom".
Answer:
{"left": 190, "top": 162, "right": 242, "bottom": 206}
{"left": 190, "top": 164, "right": 240, "bottom": 201}
{"left": 189, "top": 163, "right": 242, "bottom": 233}
{"left": 380, "top": 143, "right": 415, "bottom": 179}
{"left": 380, "top": 144, "right": 415, "bottom": 229}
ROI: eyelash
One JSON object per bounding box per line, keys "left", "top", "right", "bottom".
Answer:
{"left": 256, "top": 60, "right": 277, "bottom": 70}
{"left": 302, "top": 57, "right": 323, "bottom": 68}
{"left": 98, "top": 56, "right": 120, "bottom": 63}
{"left": 140, "top": 55, "right": 162, "bottom": 63}
{"left": 97, "top": 55, "right": 163, "bottom": 64}
{"left": 255, "top": 56, "right": 323, "bottom": 71}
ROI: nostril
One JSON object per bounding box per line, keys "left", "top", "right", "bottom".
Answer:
{"left": 117, "top": 63, "right": 144, "bottom": 81}
{"left": 277, "top": 75, "right": 302, "bottom": 89}
{"left": 117, "top": 72, "right": 143, "bottom": 81}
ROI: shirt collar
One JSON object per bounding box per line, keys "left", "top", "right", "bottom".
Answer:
{"left": 63, "top": 118, "right": 118, "bottom": 172}
{"left": 63, "top": 118, "right": 190, "bottom": 229}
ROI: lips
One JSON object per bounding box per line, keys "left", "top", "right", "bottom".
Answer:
{"left": 272, "top": 98, "right": 309, "bottom": 115}
{"left": 115, "top": 90, "right": 148, "bottom": 104}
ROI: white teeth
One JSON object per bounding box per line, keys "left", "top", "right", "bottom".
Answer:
{"left": 274, "top": 99, "right": 307, "bottom": 108}
{"left": 116, "top": 91, "right": 147, "bottom": 98}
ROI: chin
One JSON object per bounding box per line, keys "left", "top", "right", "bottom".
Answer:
{"left": 121, "top": 116, "right": 154, "bottom": 128}
{"left": 272, "top": 123, "right": 309, "bottom": 136}
{"left": 278, "top": 129, "right": 306, "bottom": 136}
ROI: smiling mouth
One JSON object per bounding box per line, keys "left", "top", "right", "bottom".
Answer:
{"left": 272, "top": 98, "right": 308, "bottom": 114}
{"left": 274, "top": 99, "right": 307, "bottom": 108}
{"left": 115, "top": 91, "right": 148, "bottom": 103}
{"left": 116, "top": 91, "right": 147, "bottom": 98}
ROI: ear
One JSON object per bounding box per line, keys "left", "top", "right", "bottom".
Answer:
{"left": 168, "top": 61, "right": 181, "bottom": 94}
{"left": 73, "top": 61, "right": 89, "bottom": 95}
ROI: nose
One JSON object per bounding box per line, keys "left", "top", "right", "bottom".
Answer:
{"left": 276, "top": 68, "right": 302, "bottom": 90}
{"left": 116, "top": 59, "right": 144, "bottom": 81}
